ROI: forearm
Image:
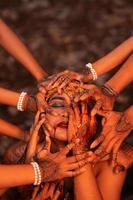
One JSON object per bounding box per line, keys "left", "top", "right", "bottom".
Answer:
{"left": 91, "top": 36, "right": 133, "bottom": 77}
{"left": 97, "top": 162, "right": 127, "bottom": 200}
{"left": 0, "top": 87, "right": 19, "bottom": 107}
{"left": 0, "top": 164, "right": 34, "bottom": 188}
{"left": 74, "top": 164, "right": 103, "bottom": 200}
{"left": 0, "top": 119, "right": 28, "bottom": 141}
{"left": 106, "top": 54, "right": 133, "bottom": 94}
{"left": 0, "top": 19, "right": 47, "bottom": 81}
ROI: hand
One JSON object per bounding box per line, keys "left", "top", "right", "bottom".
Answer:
{"left": 32, "top": 182, "right": 61, "bottom": 200}
{"left": 90, "top": 110, "right": 133, "bottom": 165}
{"left": 113, "top": 144, "right": 133, "bottom": 174}
{"left": 67, "top": 102, "right": 97, "bottom": 154}
{"left": 38, "top": 70, "right": 80, "bottom": 94}
{"left": 23, "top": 95, "right": 37, "bottom": 112}
{"left": 38, "top": 70, "right": 93, "bottom": 95}
{"left": 26, "top": 110, "right": 56, "bottom": 162}
{"left": 38, "top": 140, "right": 90, "bottom": 182}
{"left": 74, "top": 86, "right": 115, "bottom": 115}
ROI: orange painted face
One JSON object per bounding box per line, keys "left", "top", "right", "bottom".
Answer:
{"left": 45, "top": 92, "right": 71, "bottom": 141}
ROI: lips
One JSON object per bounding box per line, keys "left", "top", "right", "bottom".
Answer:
{"left": 57, "top": 121, "right": 68, "bottom": 128}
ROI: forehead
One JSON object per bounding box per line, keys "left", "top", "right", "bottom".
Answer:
{"left": 48, "top": 92, "right": 71, "bottom": 105}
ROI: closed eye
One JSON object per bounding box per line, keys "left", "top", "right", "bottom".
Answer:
{"left": 51, "top": 103, "right": 65, "bottom": 108}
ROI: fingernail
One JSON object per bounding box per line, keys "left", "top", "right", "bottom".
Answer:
{"left": 90, "top": 143, "right": 95, "bottom": 149}
{"left": 75, "top": 138, "right": 80, "bottom": 143}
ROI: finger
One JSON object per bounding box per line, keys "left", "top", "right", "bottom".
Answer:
{"left": 81, "top": 102, "right": 90, "bottom": 125}
{"left": 46, "top": 183, "right": 56, "bottom": 198}
{"left": 97, "top": 110, "right": 111, "bottom": 120}
{"left": 112, "top": 139, "right": 124, "bottom": 167}
{"left": 81, "top": 101, "right": 88, "bottom": 114}
{"left": 90, "top": 134, "right": 105, "bottom": 149}
{"left": 44, "top": 122, "right": 54, "bottom": 137}
{"left": 67, "top": 152, "right": 88, "bottom": 163}
{"left": 89, "top": 115, "right": 97, "bottom": 136}
{"left": 41, "top": 183, "right": 50, "bottom": 196}
{"left": 72, "top": 102, "right": 81, "bottom": 127}
{"left": 51, "top": 76, "right": 67, "bottom": 89}
{"left": 36, "top": 92, "right": 47, "bottom": 112}
{"left": 81, "top": 84, "right": 97, "bottom": 90}
{"left": 52, "top": 190, "right": 61, "bottom": 200}
{"left": 45, "top": 135, "right": 51, "bottom": 152}
{"left": 67, "top": 108, "right": 77, "bottom": 142}
{"left": 31, "top": 186, "right": 40, "bottom": 200}
{"left": 58, "top": 77, "right": 72, "bottom": 94}
{"left": 47, "top": 72, "right": 65, "bottom": 89}
{"left": 86, "top": 151, "right": 98, "bottom": 163}
{"left": 80, "top": 89, "right": 95, "bottom": 101}
{"left": 61, "top": 142, "right": 76, "bottom": 155}
{"left": 106, "top": 137, "right": 120, "bottom": 154}
{"left": 74, "top": 89, "right": 90, "bottom": 102}
{"left": 91, "top": 100, "right": 102, "bottom": 116}
{"left": 26, "top": 118, "right": 46, "bottom": 162}
{"left": 34, "top": 111, "right": 41, "bottom": 125}
{"left": 38, "top": 86, "right": 47, "bottom": 94}
{"left": 67, "top": 159, "right": 87, "bottom": 170}
{"left": 64, "top": 167, "right": 86, "bottom": 177}
{"left": 37, "top": 136, "right": 51, "bottom": 160}
{"left": 34, "top": 118, "right": 46, "bottom": 132}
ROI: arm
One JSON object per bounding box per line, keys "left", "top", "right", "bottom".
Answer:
{"left": 91, "top": 36, "right": 133, "bottom": 77}
{"left": 0, "top": 164, "right": 34, "bottom": 188}
{"left": 106, "top": 54, "right": 133, "bottom": 94}
{"left": 0, "top": 19, "right": 47, "bottom": 81}
{"left": 0, "top": 87, "right": 19, "bottom": 107}
{"left": 96, "top": 162, "right": 126, "bottom": 200}
{"left": 0, "top": 118, "right": 29, "bottom": 141}
{"left": 74, "top": 164, "right": 103, "bottom": 200}
{"left": 0, "top": 87, "right": 36, "bottom": 112}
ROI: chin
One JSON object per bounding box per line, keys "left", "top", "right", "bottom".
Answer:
{"left": 51, "top": 127, "right": 67, "bottom": 141}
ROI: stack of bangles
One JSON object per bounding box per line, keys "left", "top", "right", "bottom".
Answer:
{"left": 101, "top": 83, "right": 118, "bottom": 97}
{"left": 31, "top": 162, "right": 42, "bottom": 185}
{"left": 17, "top": 91, "right": 28, "bottom": 111}
{"left": 85, "top": 63, "right": 98, "bottom": 80}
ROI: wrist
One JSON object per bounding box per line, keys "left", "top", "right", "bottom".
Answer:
{"left": 83, "top": 63, "right": 98, "bottom": 81}
{"left": 24, "top": 95, "right": 37, "bottom": 113}
{"left": 30, "top": 162, "right": 42, "bottom": 185}
{"left": 101, "top": 83, "right": 118, "bottom": 98}
{"left": 124, "top": 106, "right": 133, "bottom": 125}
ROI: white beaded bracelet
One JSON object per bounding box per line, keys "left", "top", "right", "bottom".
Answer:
{"left": 17, "top": 92, "right": 27, "bottom": 111}
{"left": 31, "top": 162, "right": 42, "bottom": 185}
{"left": 85, "top": 63, "right": 98, "bottom": 80}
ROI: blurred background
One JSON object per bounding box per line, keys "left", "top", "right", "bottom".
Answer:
{"left": 0, "top": 0, "right": 132, "bottom": 199}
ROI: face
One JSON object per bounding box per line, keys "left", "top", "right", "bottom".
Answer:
{"left": 45, "top": 92, "right": 71, "bottom": 141}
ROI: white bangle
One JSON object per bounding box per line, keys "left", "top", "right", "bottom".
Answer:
{"left": 17, "top": 92, "right": 27, "bottom": 111}
{"left": 85, "top": 63, "right": 97, "bottom": 80}
{"left": 31, "top": 162, "right": 42, "bottom": 185}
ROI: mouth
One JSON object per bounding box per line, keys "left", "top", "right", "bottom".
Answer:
{"left": 57, "top": 122, "right": 68, "bottom": 128}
